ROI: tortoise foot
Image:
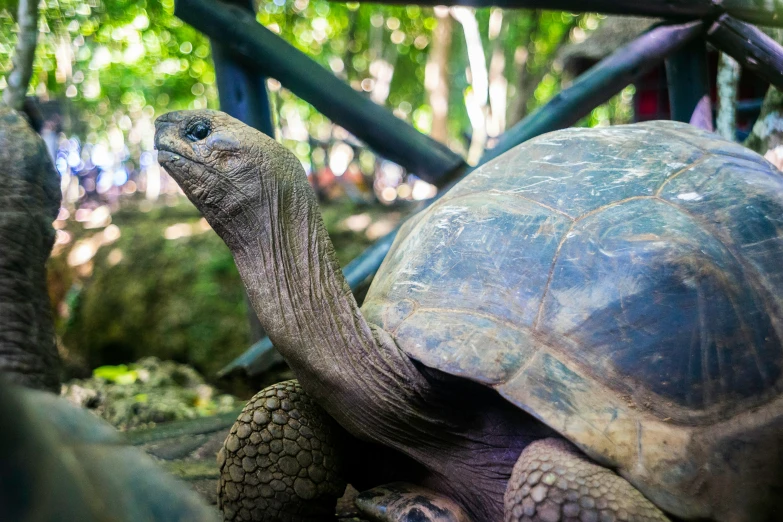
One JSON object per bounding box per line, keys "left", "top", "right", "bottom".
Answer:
{"left": 504, "top": 438, "right": 670, "bottom": 522}
{"left": 218, "top": 380, "right": 346, "bottom": 521}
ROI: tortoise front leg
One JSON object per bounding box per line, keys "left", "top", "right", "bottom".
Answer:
{"left": 218, "top": 380, "right": 346, "bottom": 522}
{"left": 505, "top": 438, "right": 670, "bottom": 522}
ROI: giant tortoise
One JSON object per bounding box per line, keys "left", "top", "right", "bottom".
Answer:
{"left": 155, "top": 110, "right": 783, "bottom": 522}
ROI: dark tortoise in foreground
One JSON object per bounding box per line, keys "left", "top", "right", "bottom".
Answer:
{"left": 0, "top": 378, "right": 218, "bottom": 521}
{"left": 156, "top": 110, "right": 783, "bottom": 522}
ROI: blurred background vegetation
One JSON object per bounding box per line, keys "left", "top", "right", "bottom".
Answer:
{"left": 0, "top": 0, "right": 637, "bottom": 399}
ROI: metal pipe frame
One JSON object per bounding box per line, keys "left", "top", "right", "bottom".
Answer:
{"left": 665, "top": 39, "right": 712, "bottom": 127}
{"left": 483, "top": 21, "right": 706, "bottom": 164}
{"left": 175, "top": 0, "right": 467, "bottom": 187}
{"left": 327, "top": 0, "right": 783, "bottom": 27}
{"left": 708, "top": 14, "right": 783, "bottom": 91}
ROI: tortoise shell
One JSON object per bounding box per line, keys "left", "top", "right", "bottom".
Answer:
{"left": 361, "top": 121, "right": 783, "bottom": 518}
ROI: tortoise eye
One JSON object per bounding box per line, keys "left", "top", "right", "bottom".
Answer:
{"left": 185, "top": 120, "right": 211, "bottom": 142}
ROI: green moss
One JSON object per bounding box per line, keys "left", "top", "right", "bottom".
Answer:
{"left": 55, "top": 199, "right": 404, "bottom": 381}
{"left": 61, "top": 357, "right": 243, "bottom": 431}
{"left": 60, "top": 204, "right": 250, "bottom": 379}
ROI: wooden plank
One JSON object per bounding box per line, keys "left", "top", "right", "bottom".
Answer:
{"left": 175, "top": 0, "right": 466, "bottom": 186}
{"left": 707, "top": 14, "right": 783, "bottom": 91}
{"left": 324, "top": 0, "right": 783, "bottom": 27}
{"left": 484, "top": 21, "right": 706, "bottom": 164}
{"left": 665, "top": 39, "right": 713, "bottom": 128}
{"left": 220, "top": 21, "right": 706, "bottom": 378}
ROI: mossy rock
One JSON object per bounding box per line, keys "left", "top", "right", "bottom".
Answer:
{"left": 54, "top": 199, "right": 402, "bottom": 381}
{"left": 59, "top": 203, "right": 250, "bottom": 379}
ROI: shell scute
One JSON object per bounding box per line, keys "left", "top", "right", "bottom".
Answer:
{"left": 657, "top": 153, "right": 783, "bottom": 323}
{"left": 539, "top": 197, "right": 782, "bottom": 421}
{"left": 365, "top": 192, "right": 572, "bottom": 330}
{"left": 452, "top": 123, "right": 703, "bottom": 219}
{"left": 392, "top": 309, "right": 538, "bottom": 384}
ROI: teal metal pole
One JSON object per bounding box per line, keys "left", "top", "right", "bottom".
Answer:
{"left": 708, "top": 14, "right": 783, "bottom": 92}
{"left": 665, "top": 39, "right": 712, "bottom": 128}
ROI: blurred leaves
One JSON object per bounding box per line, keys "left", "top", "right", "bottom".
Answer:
{"left": 93, "top": 363, "right": 139, "bottom": 384}
{"left": 1, "top": 0, "right": 214, "bottom": 174}
{"left": 62, "top": 356, "right": 244, "bottom": 430}
{"left": 0, "top": 0, "right": 630, "bottom": 176}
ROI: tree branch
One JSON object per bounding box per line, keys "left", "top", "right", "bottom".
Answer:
{"left": 2, "top": 0, "right": 39, "bottom": 111}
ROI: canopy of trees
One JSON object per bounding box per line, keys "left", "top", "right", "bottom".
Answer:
{"left": 0, "top": 0, "right": 632, "bottom": 207}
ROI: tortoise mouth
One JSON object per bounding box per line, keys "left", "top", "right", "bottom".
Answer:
{"left": 156, "top": 150, "right": 181, "bottom": 165}
{"left": 154, "top": 119, "right": 197, "bottom": 181}
{"left": 155, "top": 149, "right": 195, "bottom": 186}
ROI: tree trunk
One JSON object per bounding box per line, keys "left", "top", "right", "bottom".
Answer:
{"left": 0, "top": 107, "right": 61, "bottom": 392}
{"left": 507, "top": 13, "right": 578, "bottom": 126}
{"left": 425, "top": 7, "right": 453, "bottom": 144}
{"left": 0, "top": 0, "right": 60, "bottom": 392}
{"left": 452, "top": 6, "right": 489, "bottom": 164}
{"left": 487, "top": 8, "right": 508, "bottom": 138}
{"left": 506, "top": 11, "right": 540, "bottom": 127}
{"left": 2, "top": 0, "right": 39, "bottom": 111}
{"left": 716, "top": 52, "right": 741, "bottom": 141}
{"left": 745, "top": 87, "right": 783, "bottom": 169}
{"left": 744, "top": 28, "right": 783, "bottom": 169}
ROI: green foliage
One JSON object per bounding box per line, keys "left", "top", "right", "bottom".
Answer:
{"left": 93, "top": 363, "right": 139, "bottom": 384}
{"left": 1, "top": 0, "right": 215, "bottom": 171}
{"left": 1, "top": 0, "right": 629, "bottom": 176}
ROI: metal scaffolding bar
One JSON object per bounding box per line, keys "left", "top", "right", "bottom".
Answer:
{"left": 175, "top": 0, "right": 466, "bottom": 187}
{"left": 484, "top": 21, "right": 706, "bottom": 164}
{"left": 665, "top": 39, "right": 712, "bottom": 127}
{"left": 708, "top": 14, "right": 783, "bottom": 91}
{"left": 325, "top": 0, "right": 783, "bottom": 27}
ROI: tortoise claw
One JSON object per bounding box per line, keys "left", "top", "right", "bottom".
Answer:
{"left": 355, "top": 482, "right": 469, "bottom": 522}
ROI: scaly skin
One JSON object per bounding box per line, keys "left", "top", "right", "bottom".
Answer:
{"left": 218, "top": 380, "right": 346, "bottom": 521}
{"left": 0, "top": 107, "right": 60, "bottom": 392}
{"left": 356, "top": 482, "right": 471, "bottom": 522}
{"left": 505, "top": 439, "right": 669, "bottom": 522}
{"left": 154, "top": 110, "right": 669, "bottom": 522}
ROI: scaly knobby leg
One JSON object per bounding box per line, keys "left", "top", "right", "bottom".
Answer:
{"left": 218, "top": 380, "right": 346, "bottom": 522}
{"left": 504, "top": 438, "right": 670, "bottom": 522}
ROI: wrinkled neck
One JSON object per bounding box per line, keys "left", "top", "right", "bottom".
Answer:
{"left": 212, "top": 153, "right": 440, "bottom": 455}
{"left": 235, "top": 185, "right": 371, "bottom": 359}
{"left": 219, "top": 160, "right": 388, "bottom": 431}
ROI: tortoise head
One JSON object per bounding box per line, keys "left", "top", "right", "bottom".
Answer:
{"left": 154, "top": 109, "right": 300, "bottom": 228}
